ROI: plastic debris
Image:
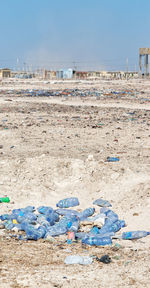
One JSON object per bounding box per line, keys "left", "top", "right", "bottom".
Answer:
{"left": 56, "top": 197, "right": 79, "bottom": 208}
{"left": 0, "top": 199, "right": 149, "bottom": 244}
{"left": 82, "top": 236, "right": 112, "bottom": 246}
{"left": 64, "top": 255, "right": 93, "bottom": 265}
{"left": 93, "top": 198, "right": 112, "bottom": 207}
{"left": 122, "top": 231, "right": 150, "bottom": 240}
{"left": 107, "top": 157, "right": 120, "bottom": 162}
{"left": 0, "top": 197, "right": 10, "bottom": 203}
{"left": 96, "top": 255, "right": 112, "bottom": 264}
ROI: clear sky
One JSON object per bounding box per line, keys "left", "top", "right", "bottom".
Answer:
{"left": 0, "top": 0, "right": 150, "bottom": 71}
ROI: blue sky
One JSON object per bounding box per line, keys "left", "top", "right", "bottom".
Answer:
{"left": 0, "top": 0, "right": 150, "bottom": 71}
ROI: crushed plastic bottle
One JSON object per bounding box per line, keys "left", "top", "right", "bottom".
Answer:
{"left": 67, "top": 218, "right": 79, "bottom": 233}
{"left": 46, "top": 215, "right": 78, "bottom": 237}
{"left": 55, "top": 208, "right": 79, "bottom": 216}
{"left": 37, "top": 206, "right": 53, "bottom": 215}
{"left": 78, "top": 208, "right": 95, "bottom": 221}
{"left": 104, "top": 210, "right": 119, "bottom": 224}
{"left": 93, "top": 198, "right": 112, "bottom": 207}
{"left": 17, "top": 212, "right": 37, "bottom": 224}
{"left": 4, "top": 220, "right": 15, "bottom": 230}
{"left": 122, "top": 231, "right": 150, "bottom": 240}
{"left": 64, "top": 255, "right": 93, "bottom": 265}
{"left": 26, "top": 225, "right": 46, "bottom": 240}
{"left": 56, "top": 197, "right": 79, "bottom": 208}
{"left": 99, "top": 220, "right": 123, "bottom": 234}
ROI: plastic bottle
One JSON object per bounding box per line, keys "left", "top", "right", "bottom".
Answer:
{"left": 99, "top": 220, "right": 122, "bottom": 234}
{"left": 37, "top": 215, "right": 50, "bottom": 227}
{"left": 26, "top": 225, "right": 46, "bottom": 240}
{"left": 46, "top": 215, "right": 79, "bottom": 237}
{"left": 12, "top": 206, "right": 35, "bottom": 214}
{"left": 4, "top": 220, "right": 15, "bottom": 230}
{"left": 64, "top": 255, "right": 93, "bottom": 265}
{"left": 82, "top": 236, "right": 112, "bottom": 246}
{"left": 0, "top": 214, "right": 10, "bottom": 221}
{"left": 55, "top": 208, "right": 79, "bottom": 216}
{"left": 67, "top": 220, "right": 79, "bottom": 233}
{"left": 46, "top": 212, "right": 59, "bottom": 224}
{"left": 104, "top": 210, "right": 119, "bottom": 224}
{"left": 78, "top": 208, "right": 95, "bottom": 221}
{"left": 56, "top": 197, "right": 79, "bottom": 208}
{"left": 122, "top": 231, "right": 150, "bottom": 240}
{"left": 17, "top": 212, "right": 37, "bottom": 224}
{"left": 37, "top": 206, "right": 53, "bottom": 215}
{"left": 46, "top": 225, "right": 67, "bottom": 237}
{"left": 93, "top": 198, "right": 112, "bottom": 207}
{"left": 107, "top": 157, "right": 120, "bottom": 162}
{"left": 89, "top": 226, "right": 99, "bottom": 235}
{"left": 0, "top": 197, "right": 10, "bottom": 203}
{"left": 75, "top": 231, "right": 115, "bottom": 240}
{"left": 75, "top": 232, "right": 89, "bottom": 240}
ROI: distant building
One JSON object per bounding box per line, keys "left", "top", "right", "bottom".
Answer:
{"left": 74, "top": 71, "right": 89, "bottom": 79}
{"left": 43, "top": 70, "right": 56, "bottom": 80}
{"left": 0, "top": 68, "right": 11, "bottom": 78}
{"left": 139, "top": 48, "right": 150, "bottom": 76}
{"left": 56, "top": 68, "right": 73, "bottom": 80}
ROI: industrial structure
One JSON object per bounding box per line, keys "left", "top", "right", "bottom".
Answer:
{"left": 139, "top": 48, "right": 150, "bottom": 76}
{"left": 0, "top": 68, "right": 11, "bottom": 78}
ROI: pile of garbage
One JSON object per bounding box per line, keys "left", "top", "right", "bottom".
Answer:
{"left": 0, "top": 197, "right": 149, "bottom": 245}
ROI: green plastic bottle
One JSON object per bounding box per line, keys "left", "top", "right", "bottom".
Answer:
{"left": 0, "top": 197, "right": 10, "bottom": 203}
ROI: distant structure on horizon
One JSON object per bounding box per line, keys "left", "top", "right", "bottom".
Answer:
{"left": 0, "top": 68, "right": 11, "bottom": 78}
{"left": 139, "top": 48, "right": 150, "bottom": 76}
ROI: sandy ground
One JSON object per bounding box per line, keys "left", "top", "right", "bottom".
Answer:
{"left": 0, "top": 78, "right": 150, "bottom": 287}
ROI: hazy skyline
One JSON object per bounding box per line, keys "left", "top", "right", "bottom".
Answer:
{"left": 0, "top": 0, "right": 150, "bottom": 71}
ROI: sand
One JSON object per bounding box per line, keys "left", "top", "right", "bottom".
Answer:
{"left": 0, "top": 78, "right": 150, "bottom": 287}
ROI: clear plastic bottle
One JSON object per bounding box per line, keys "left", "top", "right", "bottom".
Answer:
{"left": 64, "top": 255, "right": 93, "bottom": 265}
{"left": 122, "top": 231, "right": 150, "bottom": 240}
{"left": 56, "top": 197, "right": 79, "bottom": 208}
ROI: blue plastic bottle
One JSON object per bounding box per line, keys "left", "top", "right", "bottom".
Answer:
{"left": 37, "top": 206, "right": 53, "bottom": 215}
{"left": 55, "top": 208, "right": 79, "bottom": 216}
{"left": 17, "top": 212, "right": 37, "bottom": 224}
{"left": 56, "top": 197, "right": 79, "bottom": 208}
{"left": 82, "top": 236, "right": 112, "bottom": 246}
{"left": 67, "top": 219, "right": 79, "bottom": 233}
{"left": 104, "top": 210, "right": 119, "bottom": 224}
{"left": 78, "top": 208, "right": 95, "bottom": 221}
{"left": 122, "top": 231, "right": 150, "bottom": 240}
{"left": 26, "top": 225, "right": 46, "bottom": 240}
{"left": 93, "top": 198, "right": 112, "bottom": 207}
{"left": 99, "top": 220, "right": 122, "bottom": 234}
{"left": 107, "top": 157, "right": 120, "bottom": 162}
